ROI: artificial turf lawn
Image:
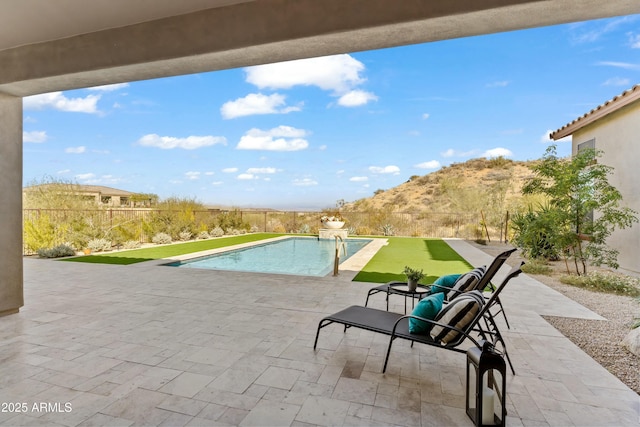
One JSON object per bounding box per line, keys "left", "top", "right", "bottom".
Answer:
{"left": 352, "top": 237, "right": 472, "bottom": 284}
{"left": 60, "top": 233, "right": 283, "bottom": 265}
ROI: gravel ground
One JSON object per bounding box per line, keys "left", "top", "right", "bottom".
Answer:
{"left": 469, "top": 241, "right": 640, "bottom": 395}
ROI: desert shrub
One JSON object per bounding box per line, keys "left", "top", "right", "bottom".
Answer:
{"left": 521, "top": 258, "right": 552, "bottom": 275}
{"left": 210, "top": 227, "right": 224, "bottom": 237}
{"left": 356, "top": 226, "right": 371, "bottom": 235}
{"left": 392, "top": 194, "right": 408, "bottom": 206}
{"left": 510, "top": 205, "right": 562, "bottom": 260}
{"left": 123, "top": 240, "right": 141, "bottom": 249}
{"left": 487, "top": 156, "right": 511, "bottom": 169}
{"left": 24, "top": 215, "right": 57, "bottom": 253}
{"left": 250, "top": 225, "right": 260, "bottom": 233}
{"left": 37, "top": 244, "right": 76, "bottom": 258}
{"left": 216, "top": 210, "right": 250, "bottom": 233}
{"left": 272, "top": 224, "right": 286, "bottom": 233}
{"left": 152, "top": 233, "right": 172, "bottom": 245}
{"left": 196, "top": 231, "right": 210, "bottom": 240}
{"left": 380, "top": 224, "right": 395, "bottom": 236}
{"left": 560, "top": 271, "right": 640, "bottom": 297}
{"left": 346, "top": 226, "right": 357, "bottom": 235}
{"left": 178, "top": 230, "right": 192, "bottom": 241}
{"left": 410, "top": 226, "right": 423, "bottom": 237}
{"left": 87, "top": 238, "right": 112, "bottom": 252}
{"left": 228, "top": 228, "right": 241, "bottom": 235}
{"left": 142, "top": 197, "right": 205, "bottom": 239}
{"left": 298, "top": 224, "right": 311, "bottom": 234}
{"left": 108, "top": 221, "right": 141, "bottom": 247}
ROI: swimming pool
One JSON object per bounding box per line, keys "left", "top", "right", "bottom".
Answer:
{"left": 168, "top": 237, "right": 372, "bottom": 276}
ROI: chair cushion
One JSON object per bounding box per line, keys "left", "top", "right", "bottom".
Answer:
{"left": 408, "top": 292, "right": 445, "bottom": 334}
{"left": 431, "top": 291, "right": 485, "bottom": 344}
{"left": 430, "top": 274, "right": 461, "bottom": 295}
{"left": 445, "top": 266, "right": 485, "bottom": 300}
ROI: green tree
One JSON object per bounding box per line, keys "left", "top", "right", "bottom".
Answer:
{"left": 518, "top": 144, "right": 637, "bottom": 274}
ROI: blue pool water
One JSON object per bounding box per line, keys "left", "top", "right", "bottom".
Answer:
{"left": 169, "top": 237, "right": 372, "bottom": 276}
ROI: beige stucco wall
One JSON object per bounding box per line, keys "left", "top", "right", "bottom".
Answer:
{"left": 573, "top": 101, "right": 640, "bottom": 274}
{"left": 0, "top": 94, "right": 24, "bottom": 315}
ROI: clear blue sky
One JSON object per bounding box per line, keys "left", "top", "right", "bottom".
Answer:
{"left": 23, "top": 15, "right": 640, "bottom": 210}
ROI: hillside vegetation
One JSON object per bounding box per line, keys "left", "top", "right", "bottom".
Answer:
{"left": 345, "top": 157, "right": 541, "bottom": 219}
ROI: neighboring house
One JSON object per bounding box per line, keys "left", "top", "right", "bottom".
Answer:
{"left": 550, "top": 84, "right": 640, "bottom": 274}
{"left": 23, "top": 184, "right": 156, "bottom": 208}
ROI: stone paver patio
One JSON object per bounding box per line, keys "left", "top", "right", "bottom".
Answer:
{"left": 0, "top": 239, "right": 638, "bottom": 426}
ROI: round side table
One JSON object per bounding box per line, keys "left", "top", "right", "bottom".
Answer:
{"left": 386, "top": 281, "right": 431, "bottom": 313}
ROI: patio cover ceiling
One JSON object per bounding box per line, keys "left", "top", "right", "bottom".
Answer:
{"left": 2, "top": 0, "right": 640, "bottom": 97}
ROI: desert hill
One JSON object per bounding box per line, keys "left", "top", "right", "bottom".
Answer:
{"left": 345, "top": 157, "right": 538, "bottom": 215}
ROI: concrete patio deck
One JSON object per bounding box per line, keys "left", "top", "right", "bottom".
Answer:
{"left": 0, "top": 239, "right": 637, "bottom": 426}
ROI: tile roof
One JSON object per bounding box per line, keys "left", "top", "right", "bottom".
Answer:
{"left": 550, "top": 83, "right": 640, "bottom": 140}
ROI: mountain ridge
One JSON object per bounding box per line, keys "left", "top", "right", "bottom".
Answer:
{"left": 345, "top": 157, "right": 538, "bottom": 214}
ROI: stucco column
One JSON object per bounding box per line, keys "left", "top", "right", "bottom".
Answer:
{"left": 0, "top": 93, "right": 24, "bottom": 316}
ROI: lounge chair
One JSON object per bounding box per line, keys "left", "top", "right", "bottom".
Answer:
{"left": 314, "top": 263, "right": 523, "bottom": 373}
{"left": 364, "top": 248, "right": 516, "bottom": 323}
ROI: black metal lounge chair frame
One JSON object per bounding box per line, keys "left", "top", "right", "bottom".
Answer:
{"left": 364, "top": 247, "right": 516, "bottom": 327}
{"left": 314, "top": 263, "right": 523, "bottom": 374}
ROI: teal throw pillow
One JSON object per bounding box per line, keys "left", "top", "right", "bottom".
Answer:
{"left": 408, "top": 292, "right": 445, "bottom": 334}
{"left": 430, "top": 274, "right": 462, "bottom": 295}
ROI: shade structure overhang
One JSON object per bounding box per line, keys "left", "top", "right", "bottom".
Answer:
{"left": 2, "top": 0, "right": 640, "bottom": 97}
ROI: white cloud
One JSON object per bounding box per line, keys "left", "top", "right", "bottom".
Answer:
{"left": 23, "top": 92, "right": 101, "bottom": 113}
{"left": 211, "top": 181, "right": 223, "bottom": 186}
{"left": 369, "top": 165, "right": 400, "bottom": 175}
{"left": 185, "top": 171, "right": 201, "bottom": 180}
{"left": 23, "top": 130, "right": 47, "bottom": 143}
{"left": 88, "top": 83, "right": 129, "bottom": 91}
{"left": 541, "top": 130, "right": 571, "bottom": 143}
{"left": 75, "top": 173, "right": 95, "bottom": 180}
{"left": 237, "top": 173, "right": 257, "bottom": 180}
{"left": 65, "top": 146, "right": 86, "bottom": 154}
{"left": 350, "top": 176, "right": 368, "bottom": 182}
{"left": 222, "top": 167, "right": 238, "bottom": 173}
{"left": 422, "top": 113, "right": 430, "bottom": 120}
{"left": 57, "top": 169, "right": 71, "bottom": 174}
{"left": 138, "top": 134, "right": 227, "bottom": 150}
{"left": 482, "top": 147, "right": 513, "bottom": 158}
{"left": 337, "top": 90, "right": 378, "bottom": 107}
{"left": 596, "top": 61, "right": 640, "bottom": 71}
{"left": 603, "top": 77, "right": 630, "bottom": 86}
{"left": 570, "top": 16, "right": 639, "bottom": 44}
{"left": 629, "top": 33, "right": 640, "bottom": 48}
{"left": 220, "top": 93, "right": 301, "bottom": 119}
{"left": 486, "top": 81, "right": 510, "bottom": 88}
{"left": 415, "top": 160, "right": 441, "bottom": 169}
{"left": 246, "top": 167, "right": 277, "bottom": 174}
{"left": 293, "top": 178, "right": 318, "bottom": 186}
{"left": 237, "top": 126, "right": 309, "bottom": 151}
{"left": 246, "top": 54, "right": 365, "bottom": 93}
{"left": 441, "top": 148, "right": 478, "bottom": 158}
{"left": 204, "top": 171, "right": 215, "bottom": 176}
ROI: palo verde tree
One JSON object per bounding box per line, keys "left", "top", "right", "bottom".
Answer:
{"left": 516, "top": 144, "right": 637, "bottom": 275}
